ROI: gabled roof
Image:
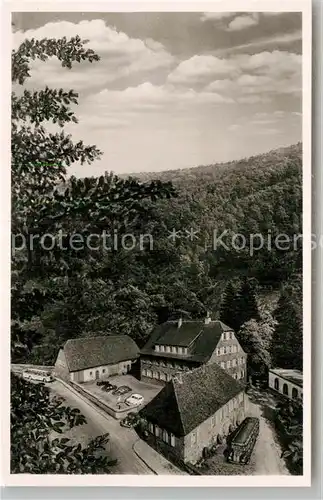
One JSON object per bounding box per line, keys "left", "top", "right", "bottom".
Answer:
{"left": 63, "top": 335, "right": 139, "bottom": 372}
{"left": 140, "top": 362, "right": 244, "bottom": 436}
{"left": 140, "top": 319, "right": 235, "bottom": 363}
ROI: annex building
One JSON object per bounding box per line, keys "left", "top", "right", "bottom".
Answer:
{"left": 268, "top": 368, "right": 303, "bottom": 400}
{"left": 139, "top": 362, "right": 248, "bottom": 464}
{"left": 54, "top": 335, "right": 139, "bottom": 383}
{"left": 140, "top": 316, "right": 247, "bottom": 385}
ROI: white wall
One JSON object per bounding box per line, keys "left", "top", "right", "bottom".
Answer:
{"left": 268, "top": 371, "right": 303, "bottom": 400}
{"left": 71, "top": 360, "right": 132, "bottom": 383}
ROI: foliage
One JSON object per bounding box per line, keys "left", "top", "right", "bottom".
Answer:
{"left": 275, "top": 398, "right": 303, "bottom": 474}
{"left": 11, "top": 374, "right": 117, "bottom": 473}
{"left": 270, "top": 278, "right": 302, "bottom": 370}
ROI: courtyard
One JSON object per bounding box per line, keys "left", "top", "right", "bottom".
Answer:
{"left": 79, "top": 374, "right": 162, "bottom": 413}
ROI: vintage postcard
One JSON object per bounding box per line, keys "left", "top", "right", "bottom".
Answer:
{"left": 2, "top": 0, "right": 311, "bottom": 488}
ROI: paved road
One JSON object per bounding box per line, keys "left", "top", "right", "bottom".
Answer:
{"left": 249, "top": 400, "right": 290, "bottom": 475}
{"left": 49, "top": 379, "right": 153, "bottom": 475}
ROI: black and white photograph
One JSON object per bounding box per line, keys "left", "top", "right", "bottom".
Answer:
{"left": 5, "top": 0, "right": 312, "bottom": 487}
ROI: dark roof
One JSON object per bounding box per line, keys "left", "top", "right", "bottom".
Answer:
{"left": 140, "top": 362, "right": 244, "bottom": 436}
{"left": 140, "top": 320, "right": 234, "bottom": 363}
{"left": 156, "top": 322, "right": 203, "bottom": 347}
{"left": 64, "top": 335, "right": 139, "bottom": 372}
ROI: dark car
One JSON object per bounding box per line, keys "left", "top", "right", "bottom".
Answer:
{"left": 104, "top": 384, "right": 117, "bottom": 392}
{"left": 120, "top": 412, "right": 138, "bottom": 428}
{"left": 112, "top": 385, "right": 131, "bottom": 396}
{"left": 96, "top": 380, "right": 106, "bottom": 386}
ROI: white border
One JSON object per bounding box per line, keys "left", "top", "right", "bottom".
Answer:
{"left": 0, "top": 0, "right": 312, "bottom": 488}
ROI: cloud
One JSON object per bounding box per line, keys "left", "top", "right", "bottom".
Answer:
{"left": 214, "top": 31, "right": 302, "bottom": 56}
{"left": 201, "top": 12, "right": 235, "bottom": 22}
{"left": 237, "top": 95, "right": 272, "bottom": 104}
{"left": 13, "top": 20, "right": 175, "bottom": 91}
{"left": 226, "top": 13, "right": 259, "bottom": 31}
{"left": 251, "top": 119, "right": 278, "bottom": 125}
{"left": 167, "top": 55, "right": 238, "bottom": 86}
{"left": 228, "top": 124, "right": 242, "bottom": 131}
{"left": 253, "top": 128, "right": 281, "bottom": 135}
{"left": 170, "top": 50, "right": 301, "bottom": 105}
{"left": 81, "top": 82, "right": 234, "bottom": 122}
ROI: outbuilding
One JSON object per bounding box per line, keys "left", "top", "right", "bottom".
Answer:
{"left": 54, "top": 335, "right": 139, "bottom": 383}
{"left": 268, "top": 368, "right": 303, "bottom": 400}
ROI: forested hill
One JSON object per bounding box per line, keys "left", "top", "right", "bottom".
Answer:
{"left": 123, "top": 143, "right": 302, "bottom": 192}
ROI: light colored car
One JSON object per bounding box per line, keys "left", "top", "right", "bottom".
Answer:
{"left": 125, "top": 393, "right": 144, "bottom": 407}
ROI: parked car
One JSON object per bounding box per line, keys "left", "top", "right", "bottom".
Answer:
{"left": 96, "top": 380, "right": 106, "bottom": 386}
{"left": 125, "top": 393, "right": 144, "bottom": 407}
{"left": 23, "top": 370, "right": 53, "bottom": 383}
{"left": 120, "top": 412, "right": 138, "bottom": 428}
{"left": 112, "top": 385, "right": 131, "bottom": 396}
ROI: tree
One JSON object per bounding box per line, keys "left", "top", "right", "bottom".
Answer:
{"left": 11, "top": 35, "right": 176, "bottom": 352}
{"left": 235, "top": 278, "right": 260, "bottom": 331}
{"left": 219, "top": 282, "right": 239, "bottom": 330}
{"left": 11, "top": 34, "right": 176, "bottom": 472}
{"left": 270, "top": 282, "right": 302, "bottom": 370}
{"left": 11, "top": 374, "right": 117, "bottom": 473}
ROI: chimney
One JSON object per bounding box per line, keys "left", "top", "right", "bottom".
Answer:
{"left": 204, "top": 311, "right": 211, "bottom": 325}
{"left": 178, "top": 317, "right": 182, "bottom": 328}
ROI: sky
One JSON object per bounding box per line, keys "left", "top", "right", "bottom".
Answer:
{"left": 12, "top": 11, "right": 302, "bottom": 177}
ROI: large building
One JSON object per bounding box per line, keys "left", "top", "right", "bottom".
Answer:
{"left": 54, "top": 335, "right": 139, "bottom": 383}
{"left": 140, "top": 317, "right": 247, "bottom": 385}
{"left": 268, "top": 368, "right": 303, "bottom": 400}
{"left": 139, "top": 362, "right": 248, "bottom": 464}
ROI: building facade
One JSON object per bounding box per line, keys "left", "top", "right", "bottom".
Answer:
{"left": 54, "top": 335, "right": 139, "bottom": 383}
{"left": 268, "top": 368, "right": 303, "bottom": 400}
{"left": 140, "top": 317, "right": 247, "bottom": 385}
{"left": 140, "top": 363, "right": 249, "bottom": 465}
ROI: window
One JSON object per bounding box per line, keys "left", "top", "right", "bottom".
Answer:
{"left": 292, "top": 387, "right": 298, "bottom": 399}
{"left": 216, "top": 348, "right": 220, "bottom": 356}
{"left": 283, "top": 383, "right": 289, "bottom": 396}
{"left": 90, "top": 371, "right": 92, "bottom": 376}
{"left": 191, "top": 431, "right": 197, "bottom": 445}
{"left": 178, "top": 347, "right": 183, "bottom": 354}
{"left": 155, "top": 425, "right": 160, "bottom": 438}
{"left": 155, "top": 345, "right": 160, "bottom": 352}
{"left": 170, "top": 433, "right": 175, "bottom": 447}
{"left": 166, "top": 346, "right": 171, "bottom": 353}
{"left": 183, "top": 348, "right": 188, "bottom": 355}
{"left": 149, "top": 423, "right": 154, "bottom": 434}
{"left": 160, "top": 345, "right": 165, "bottom": 352}
{"left": 274, "top": 377, "right": 279, "bottom": 390}
{"left": 102, "top": 369, "right": 106, "bottom": 373}
{"left": 220, "top": 362, "right": 225, "bottom": 369}
{"left": 223, "top": 346, "right": 227, "bottom": 355}
{"left": 162, "top": 429, "right": 169, "bottom": 444}
{"left": 227, "top": 360, "right": 231, "bottom": 369}
{"left": 232, "top": 359, "right": 236, "bottom": 367}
